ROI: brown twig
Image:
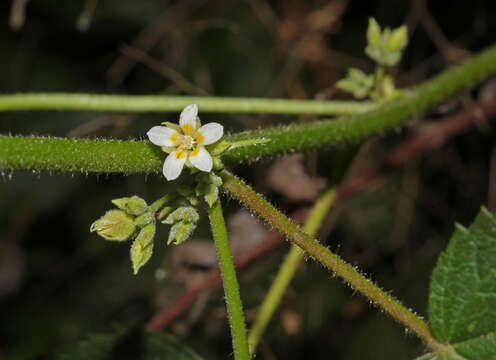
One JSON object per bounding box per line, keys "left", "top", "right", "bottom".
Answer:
{"left": 119, "top": 45, "right": 210, "bottom": 96}
{"left": 146, "top": 209, "right": 308, "bottom": 331}
{"left": 9, "top": 0, "right": 30, "bottom": 31}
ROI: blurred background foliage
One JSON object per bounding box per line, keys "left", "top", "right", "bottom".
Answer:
{"left": 1, "top": 0, "right": 496, "bottom": 359}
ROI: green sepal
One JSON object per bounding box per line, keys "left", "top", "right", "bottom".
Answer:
{"left": 195, "top": 116, "right": 202, "bottom": 130}
{"left": 90, "top": 209, "right": 137, "bottom": 241}
{"left": 229, "top": 137, "right": 271, "bottom": 150}
{"left": 212, "top": 157, "right": 224, "bottom": 171}
{"left": 134, "top": 212, "right": 154, "bottom": 227}
{"left": 167, "top": 221, "right": 196, "bottom": 246}
{"left": 163, "top": 206, "right": 199, "bottom": 225}
{"left": 157, "top": 206, "right": 174, "bottom": 221}
{"left": 200, "top": 173, "right": 222, "bottom": 187}
{"left": 177, "top": 185, "right": 193, "bottom": 198}
{"left": 161, "top": 146, "right": 175, "bottom": 154}
{"left": 206, "top": 140, "right": 232, "bottom": 156}
{"left": 130, "top": 223, "right": 156, "bottom": 275}
{"left": 203, "top": 184, "right": 219, "bottom": 208}
{"left": 161, "top": 121, "right": 181, "bottom": 132}
{"left": 195, "top": 174, "right": 221, "bottom": 208}
{"left": 111, "top": 196, "right": 148, "bottom": 215}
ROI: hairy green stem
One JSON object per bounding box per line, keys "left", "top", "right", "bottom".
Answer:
{"left": 248, "top": 187, "right": 336, "bottom": 355}
{"left": 219, "top": 170, "right": 445, "bottom": 353}
{"left": 0, "top": 94, "right": 373, "bottom": 115}
{"left": 207, "top": 200, "right": 250, "bottom": 360}
{"left": 2, "top": 44, "right": 496, "bottom": 173}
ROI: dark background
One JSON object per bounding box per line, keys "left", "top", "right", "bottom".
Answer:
{"left": 1, "top": 0, "right": 495, "bottom": 359}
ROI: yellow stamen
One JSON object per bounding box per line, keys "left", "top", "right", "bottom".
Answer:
{"left": 183, "top": 123, "right": 194, "bottom": 135}
{"left": 191, "top": 148, "right": 200, "bottom": 157}
{"left": 171, "top": 133, "right": 178, "bottom": 144}
{"left": 175, "top": 150, "right": 186, "bottom": 159}
{"left": 196, "top": 132, "right": 204, "bottom": 144}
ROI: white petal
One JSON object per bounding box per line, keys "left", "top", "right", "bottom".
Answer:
{"left": 189, "top": 147, "right": 213, "bottom": 172}
{"left": 197, "top": 123, "right": 223, "bottom": 145}
{"left": 179, "top": 104, "right": 198, "bottom": 135}
{"left": 163, "top": 151, "right": 187, "bottom": 180}
{"left": 147, "top": 126, "right": 178, "bottom": 146}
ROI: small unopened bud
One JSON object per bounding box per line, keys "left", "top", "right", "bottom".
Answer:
{"left": 204, "top": 184, "right": 219, "bottom": 208}
{"left": 112, "top": 196, "right": 148, "bottom": 215}
{"left": 163, "top": 207, "right": 199, "bottom": 225}
{"left": 90, "top": 210, "right": 136, "bottom": 241}
{"left": 168, "top": 221, "right": 196, "bottom": 245}
{"left": 130, "top": 223, "right": 156, "bottom": 274}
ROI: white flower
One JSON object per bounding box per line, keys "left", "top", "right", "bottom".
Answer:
{"left": 147, "top": 104, "right": 224, "bottom": 181}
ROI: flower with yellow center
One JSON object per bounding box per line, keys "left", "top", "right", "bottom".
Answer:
{"left": 147, "top": 104, "right": 224, "bottom": 181}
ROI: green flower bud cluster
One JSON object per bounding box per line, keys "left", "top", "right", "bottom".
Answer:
{"left": 162, "top": 207, "right": 199, "bottom": 245}
{"left": 336, "top": 68, "right": 375, "bottom": 100}
{"left": 365, "top": 18, "right": 408, "bottom": 67}
{"left": 91, "top": 195, "right": 174, "bottom": 275}
{"left": 90, "top": 170, "right": 227, "bottom": 274}
{"left": 337, "top": 18, "right": 408, "bottom": 101}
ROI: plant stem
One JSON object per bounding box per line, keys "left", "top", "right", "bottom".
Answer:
{"left": 207, "top": 200, "right": 250, "bottom": 360}
{"left": 219, "top": 170, "right": 445, "bottom": 353}
{"left": 2, "top": 44, "right": 496, "bottom": 173}
{"left": 248, "top": 187, "right": 336, "bottom": 355}
{"left": 0, "top": 94, "right": 373, "bottom": 115}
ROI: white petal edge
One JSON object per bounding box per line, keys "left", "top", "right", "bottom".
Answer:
{"left": 163, "top": 152, "right": 187, "bottom": 181}
{"left": 147, "top": 126, "right": 178, "bottom": 146}
{"left": 179, "top": 104, "right": 198, "bottom": 134}
{"left": 197, "top": 123, "right": 224, "bottom": 145}
{"left": 189, "top": 147, "right": 213, "bottom": 172}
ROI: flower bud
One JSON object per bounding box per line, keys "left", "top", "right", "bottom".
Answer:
{"left": 167, "top": 221, "right": 196, "bottom": 245}
{"left": 130, "top": 223, "right": 156, "bottom": 274}
{"left": 90, "top": 210, "right": 136, "bottom": 241}
{"left": 111, "top": 196, "right": 148, "bottom": 215}
{"left": 163, "top": 207, "right": 199, "bottom": 225}
{"left": 134, "top": 212, "right": 154, "bottom": 227}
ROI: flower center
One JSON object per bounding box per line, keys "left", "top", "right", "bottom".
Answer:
{"left": 176, "top": 134, "right": 196, "bottom": 151}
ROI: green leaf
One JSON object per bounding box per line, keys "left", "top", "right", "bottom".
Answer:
{"left": 56, "top": 327, "right": 203, "bottom": 360}
{"left": 419, "top": 207, "right": 496, "bottom": 359}
{"left": 111, "top": 196, "right": 148, "bottom": 215}
{"left": 90, "top": 210, "right": 136, "bottom": 241}
{"left": 367, "top": 17, "right": 382, "bottom": 47}
{"left": 388, "top": 25, "right": 408, "bottom": 51}
{"left": 130, "top": 223, "right": 155, "bottom": 274}
{"left": 134, "top": 212, "right": 154, "bottom": 227}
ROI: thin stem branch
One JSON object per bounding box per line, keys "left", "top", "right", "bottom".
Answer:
{"left": 207, "top": 200, "right": 250, "bottom": 360}
{"left": 248, "top": 187, "right": 336, "bottom": 355}
{"left": 0, "top": 94, "right": 373, "bottom": 115}
{"left": 2, "top": 44, "right": 496, "bottom": 173}
{"left": 219, "top": 169, "right": 446, "bottom": 353}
